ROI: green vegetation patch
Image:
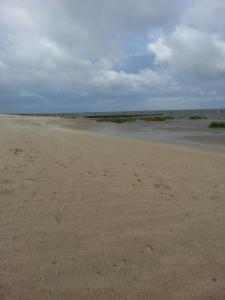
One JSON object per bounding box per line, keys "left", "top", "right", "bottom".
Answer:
{"left": 209, "top": 121, "right": 225, "bottom": 128}
{"left": 189, "top": 115, "right": 208, "bottom": 120}
{"left": 96, "top": 116, "right": 135, "bottom": 123}
{"left": 140, "top": 115, "right": 174, "bottom": 122}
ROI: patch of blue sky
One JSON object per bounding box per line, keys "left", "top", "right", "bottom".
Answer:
{"left": 113, "top": 34, "right": 156, "bottom": 73}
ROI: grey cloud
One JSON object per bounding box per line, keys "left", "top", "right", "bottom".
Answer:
{"left": 149, "top": 26, "right": 225, "bottom": 78}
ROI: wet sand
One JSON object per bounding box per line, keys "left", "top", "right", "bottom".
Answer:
{"left": 1, "top": 115, "right": 225, "bottom": 300}
{"left": 73, "top": 118, "right": 225, "bottom": 153}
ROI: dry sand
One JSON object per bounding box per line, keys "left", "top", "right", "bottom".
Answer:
{"left": 0, "top": 115, "right": 225, "bottom": 300}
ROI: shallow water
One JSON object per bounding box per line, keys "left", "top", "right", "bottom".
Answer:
{"left": 85, "top": 109, "right": 225, "bottom": 153}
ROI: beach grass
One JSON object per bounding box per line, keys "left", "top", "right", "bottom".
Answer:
{"left": 189, "top": 115, "right": 208, "bottom": 120}
{"left": 140, "top": 115, "right": 174, "bottom": 122}
{"left": 96, "top": 116, "right": 136, "bottom": 123}
{"left": 209, "top": 121, "right": 225, "bottom": 128}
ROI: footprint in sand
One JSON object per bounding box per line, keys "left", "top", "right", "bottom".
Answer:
{"left": 103, "top": 171, "right": 115, "bottom": 178}
{"left": 55, "top": 161, "right": 67, "bottom": 169}
{"left": 26, "top": 155, "right": 37, "bottom": 162}
{"left": 112, "top": 258, "right": 128, "bottom": 269}
{"left": 168, "top": 193, "right": 175, "bottom": 198}
{"left": 121, "top": 258, "right": 128, "bottom": 265}
{"left": 132, "top": 173, "right": 142, "bottom": 185}
{"left": 10, "top": 147, "right": 24, "bottom": 155}
{"left": 144, "top": 245, "right": 154, "bottom": 253}
{"left": 154, "top": 183, "right": 172, "bottom": 191}
{"left": 53, "top": 211, "right": 63, "bottom": 224}
{"left": 25, "top": 178, "right": 35, "bottom": 183}
{"left": 154, "top": 183, "right": 176, "bottom": 200}
{"left": 0, "top": 189, "right": 14, "bottom": 196}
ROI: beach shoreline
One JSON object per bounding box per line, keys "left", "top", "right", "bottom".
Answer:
{"left": 44, "top": 115, "right": 225, "bottom": 154}
{"left": 1, "top": 111, "right": 225, "bottom": 154}
{"left": 1, "top": 115, "right": 225, "bottom": 300}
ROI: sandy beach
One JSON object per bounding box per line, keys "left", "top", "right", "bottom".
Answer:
{"left": 0, "top": 115, "right": 225, "bottom": 300}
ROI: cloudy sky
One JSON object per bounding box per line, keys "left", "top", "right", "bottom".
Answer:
{"left": 0, "top": 0, "right": 225, "bottom": 113}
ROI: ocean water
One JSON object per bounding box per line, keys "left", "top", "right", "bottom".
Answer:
{"left": 85, "top": 109, "right": 225, "bottom": 152}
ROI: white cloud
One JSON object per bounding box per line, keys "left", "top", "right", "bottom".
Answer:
{"left": 148, "top": 38, "right": 172, "bottom": 64}
{"left": 149, "top": 26, "right": 225, "bottom": 78}
{"left": 93, "top": 69, "right": 170, "bottom": 94}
